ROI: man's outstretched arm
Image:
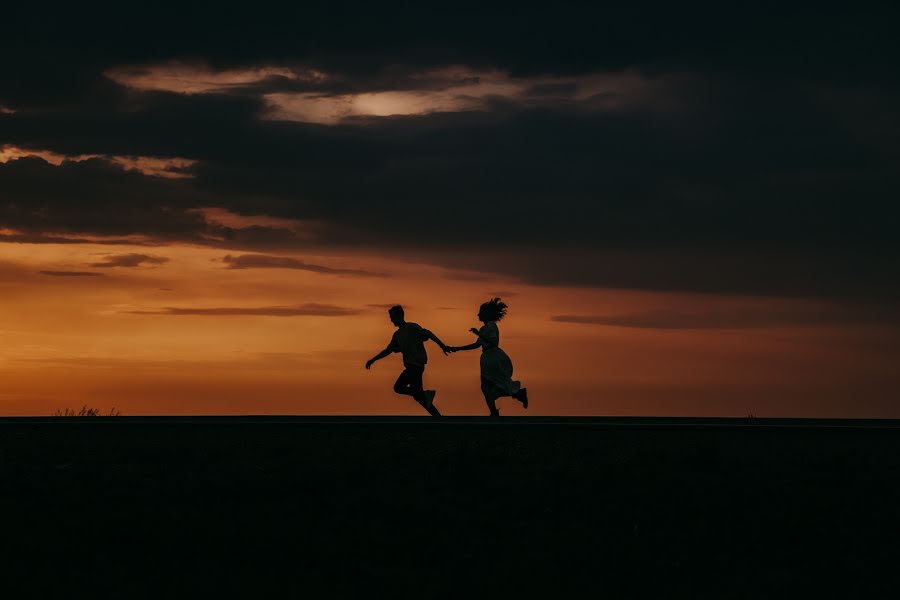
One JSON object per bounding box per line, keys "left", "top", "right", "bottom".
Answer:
{"left": 425, "top": 330, "right": 451, "bottom": 355}
{"left": 366, "top": 346, "right": 393, "bottom": 369}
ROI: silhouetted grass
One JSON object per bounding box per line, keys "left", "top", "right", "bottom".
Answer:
{"left": 51, "top": 405, "right": 121, "bottom": 417}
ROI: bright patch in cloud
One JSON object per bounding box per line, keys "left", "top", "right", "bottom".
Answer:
{"left": 263, "top": 68, "right": 657, "bottom": 123}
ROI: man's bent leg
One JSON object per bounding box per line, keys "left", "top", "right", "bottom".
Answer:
{"left": 406, "top": 366, "right": 428, "bottom": 406}
{"left": 395, "top": 366, "right": 436, "bottom": 414}
{"left": 394, "top": 370, "right": 414, "bottom": 396}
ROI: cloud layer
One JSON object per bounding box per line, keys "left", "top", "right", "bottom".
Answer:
{"left": 0, "top": 4, "right": 898, "bottom": 301}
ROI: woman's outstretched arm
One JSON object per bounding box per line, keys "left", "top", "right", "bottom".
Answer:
{"left": 450, "top": 341, "right": 481, "bottom": 352}
{"left": 468, "top": 326, "right": 498, "bottom": 348}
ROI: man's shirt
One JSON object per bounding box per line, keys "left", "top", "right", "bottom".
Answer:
{"left": 389, "top": 322, "right": 431, "bottom": 367}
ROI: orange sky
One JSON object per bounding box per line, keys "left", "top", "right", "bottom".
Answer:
{"left": 1, "top": 235, "right": 898, "bottom": 417}
{"left": 3, "top": 10, "right": 898, "bottom": 419}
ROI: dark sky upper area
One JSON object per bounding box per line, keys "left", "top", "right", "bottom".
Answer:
{"left": 1, "top": 3, "right": 898, "bottom": 299}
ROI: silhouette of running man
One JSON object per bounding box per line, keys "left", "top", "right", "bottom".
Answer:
{"left": 365, "top": 305, "right": 450, "bottom": 416}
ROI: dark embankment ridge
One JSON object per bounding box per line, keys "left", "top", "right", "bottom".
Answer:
{"left": 2, "top": 417, "right": 898, "bottom": 596}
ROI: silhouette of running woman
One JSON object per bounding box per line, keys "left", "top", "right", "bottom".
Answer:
{"left": 366, "top": 305, "right": 450, "bottom": 417}
{"left": 448, "top": 298, "right": 528, "bottom": 417}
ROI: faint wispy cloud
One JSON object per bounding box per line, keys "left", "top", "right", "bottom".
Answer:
{"left": 123, "top": 303, "right": 362, "bottom": 317}
{"left": 551, "top": 304, "right": 882, "bottom": 330}
{"left": 0, "top": 229, "right": 162, "bottom": 245}
{"left": 222, "top": 253, "right": 387, "bottom": 277}
{"left": 90, "top": 254, "right": 170, "bottom": 268}
{"left": 39, "top": 270, "right": 105, "bottom": 277}
{"left": 0, "top": 144, "right": 197, "bottom": 179}
{"left": 105, "top": 62, "right": 324, "bottom": 94}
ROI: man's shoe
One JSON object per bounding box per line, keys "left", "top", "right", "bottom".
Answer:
{"left": 424, "top": 390, "right": 436, "bottom": 408}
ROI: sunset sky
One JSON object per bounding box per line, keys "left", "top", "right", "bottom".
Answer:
{"left": 1, "top": 5, "right": 898, "bottom": 416}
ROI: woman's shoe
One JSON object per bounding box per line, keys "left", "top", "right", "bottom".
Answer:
{"left": 514, "top": 388, "right": 528, "bottom": 409}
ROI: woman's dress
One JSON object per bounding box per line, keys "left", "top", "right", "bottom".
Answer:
{"left": 478, "top": 321, "right": 521, "bottom": 399}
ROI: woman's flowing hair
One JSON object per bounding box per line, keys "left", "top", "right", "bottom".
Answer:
{"left": 479, "top": 297, "right": 508, "bottom": 321}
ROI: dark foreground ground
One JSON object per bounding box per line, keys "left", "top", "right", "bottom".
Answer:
{"left": 1, "top": 417, "right": 899, "bottom": 597}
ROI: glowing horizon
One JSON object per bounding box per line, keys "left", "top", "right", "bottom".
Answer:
{"left": 1, "top": 233, "right": 897, "bottom": 418}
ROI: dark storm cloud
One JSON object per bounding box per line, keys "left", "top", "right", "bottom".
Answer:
{"left": 39, "top": 270, "right": 104, "bottom": 277}
{"left": 160, "top": 79, "right": 898, "bottom": 256}
{"left": 0, "top": 156, "right": 212, "bottom": 238}
{"left": 551, "top": 300, "right": 900, "bottom": 330}
{"left": 0, "top": 156, "right": 313, "bottom": 250}
{"left": 89, "top": 254, "right": 169, "bottom": 268}
{"left": 433, "top": 245, "right": 900, "bottom": 300}
{"left": 125, "top": 304, "right": 362, "bottom": 317}
{"left": 221, "top": 254, "right": 386, "bottom": 277}
{"left": 1, "top": 3, "right": 898, "bottom": 300}
{"left": 0, "top": 91, "right": 266, "bottom": 159}
{"left": 3, "top": 82, "right": 898, "bottom": 297}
